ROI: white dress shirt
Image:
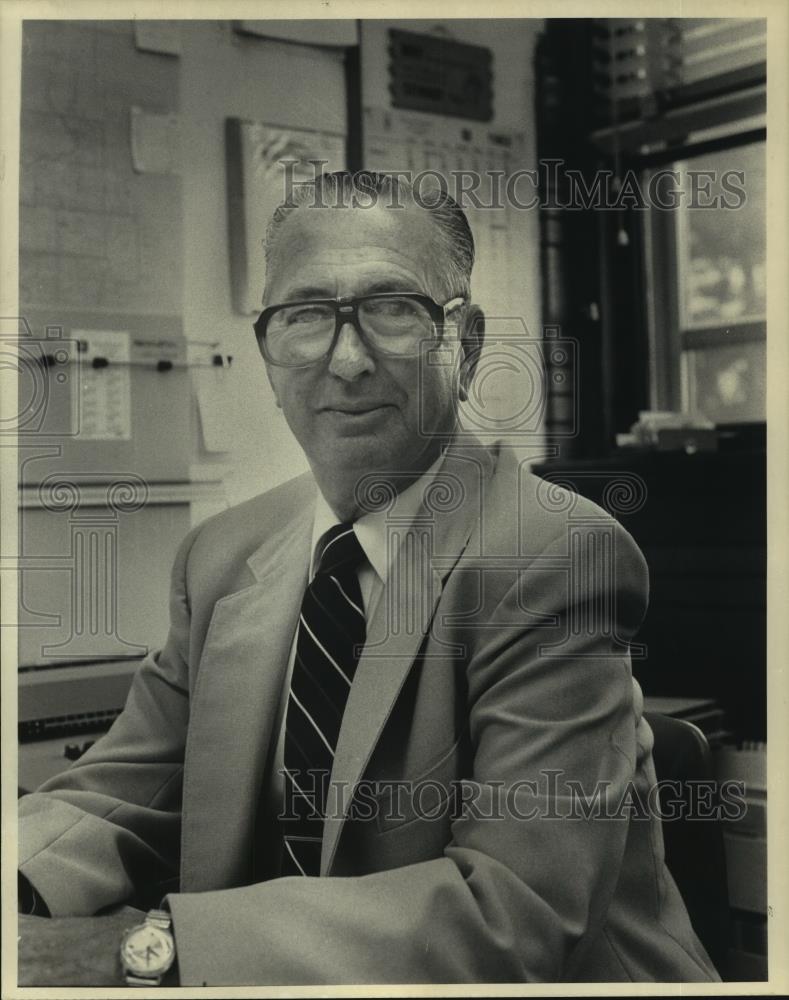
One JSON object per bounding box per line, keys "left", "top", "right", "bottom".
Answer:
{"left": 266, "top": 450, "right": 447, "bottom": 816}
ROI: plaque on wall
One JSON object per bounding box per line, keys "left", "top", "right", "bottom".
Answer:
{"left": 388, "top": 29, "right": 493, "bottom": 122}
{"left": 225, "top": 117, "right": 347, "bottom": 315}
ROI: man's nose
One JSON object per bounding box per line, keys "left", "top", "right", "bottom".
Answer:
{"left": 327, "top": 321, "right": 376, "bottom": 381}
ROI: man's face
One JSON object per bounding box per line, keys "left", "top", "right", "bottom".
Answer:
{"left": 261, "top": 203, "right": 466, "bottom": 484}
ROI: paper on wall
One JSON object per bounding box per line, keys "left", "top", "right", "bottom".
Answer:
{"left": 72, "top": 330, "right": 132, "bottom": 441}
{"left": 188, "top": 343, "right": 233, "bottom": 453}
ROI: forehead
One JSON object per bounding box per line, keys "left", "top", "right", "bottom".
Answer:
{"left": 264, "top": 202, "right": 446, "bottom": 300}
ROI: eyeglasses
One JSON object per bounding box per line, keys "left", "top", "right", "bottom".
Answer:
{"left": 253, "top": 292, "right": 466, "bottom": 368}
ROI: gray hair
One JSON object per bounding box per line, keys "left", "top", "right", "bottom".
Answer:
{"left": 264, "top": 170, "right": 475, "bottom": 301}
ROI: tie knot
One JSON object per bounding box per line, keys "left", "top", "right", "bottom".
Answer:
{"left": 315, "top": 523, "right": 365, "bottom": 576}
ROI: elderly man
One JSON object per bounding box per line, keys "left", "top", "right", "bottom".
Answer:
{"left": 18, "top": 172, "right": 718, "bottom": 985}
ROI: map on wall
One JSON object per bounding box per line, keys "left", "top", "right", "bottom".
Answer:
{"left": 225, "top": 118, "right": 346, "bottom": 315}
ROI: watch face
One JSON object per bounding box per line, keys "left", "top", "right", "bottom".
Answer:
{"left": 121, "top": 923, "right": 175, "bottom": 977}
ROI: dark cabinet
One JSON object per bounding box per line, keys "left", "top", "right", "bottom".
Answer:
{"left": 532, "top": 449, "right": 766, "bottom": 741}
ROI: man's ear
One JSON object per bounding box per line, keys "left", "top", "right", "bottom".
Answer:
{"left": 459, "top": 304, "right": 485, "bottom": 402}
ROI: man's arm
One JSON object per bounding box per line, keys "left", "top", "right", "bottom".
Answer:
{"left": 17, "top": 909, "right": 147, "bottom": 987}
{"left": 165, "top": 521, "right": 652, "bottom": 984}
{"left": 18, "top": 524, "right": 199, "bottom": 917}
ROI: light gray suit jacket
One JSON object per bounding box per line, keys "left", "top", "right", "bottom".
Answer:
{"left": 19, "top": 439, "right": 720, "bottom": 984}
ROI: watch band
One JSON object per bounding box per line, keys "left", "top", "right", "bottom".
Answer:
{"left": 126, "top": 973, "right": 167, "bottom": 987}
{"left": 144, "top": 908, "right": 172, "bottom": 930}
{"left": 122, "top": 908, "right": 176, "bottom": 986}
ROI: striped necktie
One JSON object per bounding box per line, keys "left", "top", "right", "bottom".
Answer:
{"left": 280, "top": 522, "right": 367, "bottom": 877}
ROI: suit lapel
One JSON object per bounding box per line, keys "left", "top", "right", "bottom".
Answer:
{"left": 180, "top": 498, "right": 314, "bottom": 891}
{"left": 321, "top": 441, "right": 494, "bottom": 874}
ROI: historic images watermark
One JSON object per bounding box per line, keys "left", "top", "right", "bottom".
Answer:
{"left": 277, "top": 158, "right": 749, "bottom": 213}
{"left": 279, "top": 767, "right": 747, "bottom": 825}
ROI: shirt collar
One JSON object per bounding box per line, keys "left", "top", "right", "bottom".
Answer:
{"left": 310, "top": 449, "right": 448, "bottom": 583}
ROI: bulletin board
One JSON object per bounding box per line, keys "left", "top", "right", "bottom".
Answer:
{"left": 225, "top": 117, "right": 347, "bottom": 315}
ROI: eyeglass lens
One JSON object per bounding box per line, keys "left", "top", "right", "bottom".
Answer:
{"left": 264, "top": 296, "right": 435, "bottom": 364}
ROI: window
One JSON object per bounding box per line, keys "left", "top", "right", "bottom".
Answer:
{"left": 679, "top": 143, "right": 765, "bottom": 329}
{"left": 644, "top": 137, "right": 765, "bottom": 423}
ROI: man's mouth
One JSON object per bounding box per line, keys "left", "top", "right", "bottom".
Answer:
{"left": 321, "top": 404, "right": 392, "bottom": 415}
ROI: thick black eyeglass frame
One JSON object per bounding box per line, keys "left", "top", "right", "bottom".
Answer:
{"left": 253, "top": 292, "right": 466, "bottom": 368}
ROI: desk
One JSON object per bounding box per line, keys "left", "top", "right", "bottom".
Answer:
{"left": 19, "top": 659, "right": 139, "bottom": 792}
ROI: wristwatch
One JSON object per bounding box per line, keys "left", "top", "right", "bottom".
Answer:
{"left": 120, "top": 908, "right": 177, "bottom": 986}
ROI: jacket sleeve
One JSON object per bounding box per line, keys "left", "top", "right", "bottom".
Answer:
{"left": 17, "top": 524, "right": 200, "bottom": 917}
{"left": 165, "top": 520, "right": 654, "bottom": 984}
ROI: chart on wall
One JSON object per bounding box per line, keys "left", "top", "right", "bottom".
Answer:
{"left": 363, "top": 106, "right": 539, "bottom": 446}
{"left": 226, "top": 118, "right": 347, "bottom": 315}
{"left": 363, "top": 106, "right": 528, "bottom": 320}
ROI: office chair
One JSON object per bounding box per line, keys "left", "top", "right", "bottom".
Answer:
{"left": 644, "top": 711, "right": 731, "bottom": 979}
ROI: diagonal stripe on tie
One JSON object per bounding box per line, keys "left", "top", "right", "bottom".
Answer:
{"left": 289, "top": 690, "right": 336, "bottom": 757}
{"left": 283, "top": 836, "right": 322, "bottom": 878}
{"left": 303, "top": 584, "right": 361, "bottom": 650}
{"left": 298, "top": 615, "right": 352, "bottom": 685}
{"left": 279, "top": 522, "right": 367, "bottom": 877}
{"left": 329, "top": 575, "right": 365, "bottom": 617}
{"left": 317, "top": 528, "right": 356, "bottom": 570}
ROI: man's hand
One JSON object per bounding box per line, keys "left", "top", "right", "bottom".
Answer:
{"left": 18, "top": 906, "right": 145, "bottom": 986}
